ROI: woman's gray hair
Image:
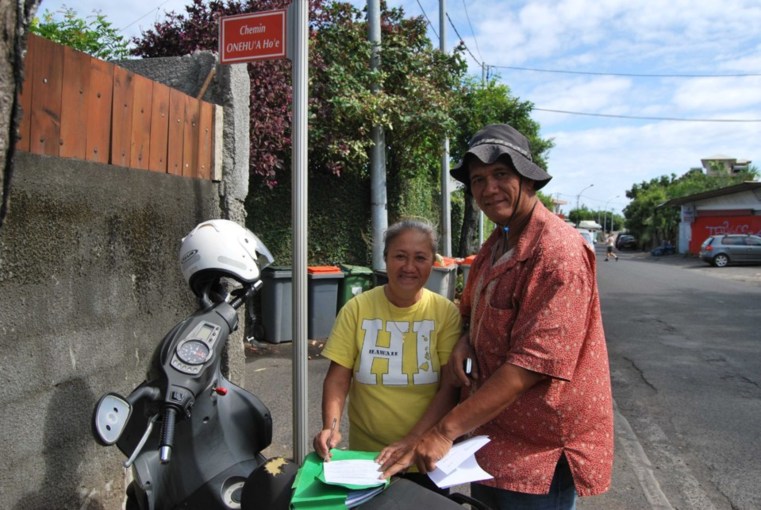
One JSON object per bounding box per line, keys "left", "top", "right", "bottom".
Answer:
{"left": 383, "top": 218, "right": 438, "bottom": 259}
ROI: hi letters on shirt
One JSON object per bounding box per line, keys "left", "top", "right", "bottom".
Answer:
{"left": 355, "top": 319, "right": 437, "bottom": 386}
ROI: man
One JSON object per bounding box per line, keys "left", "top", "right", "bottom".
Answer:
{"left": 605, "top": 233, "right": 619, "bottom": 261}
{"left": 379, "top": 124, "right": 613, "bottom": 509}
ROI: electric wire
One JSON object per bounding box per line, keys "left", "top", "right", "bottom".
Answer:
{"left": 446, "top": 12, "right": 482, "bottom": 66}
{"left": 534, "top": 108, "right": 761, "bottom": 123}
{"left": 461, "top": 0, "right": 483, "bottom": 64}
{"left": 118, "top": 0, "right": 177, "bottom": 34}
{"left": 415, "top": 0, "right": 439, "bottom": 41}
{"left": 490, "top": 64, "right": 761, "bottom": 79}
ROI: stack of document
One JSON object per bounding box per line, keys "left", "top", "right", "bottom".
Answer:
{"left": 427, "top": 435, "right": 493, "bottom": 489}
{"left": 291, "top": 450, "right": 389, "bottom": 509}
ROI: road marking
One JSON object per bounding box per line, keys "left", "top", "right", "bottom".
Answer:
{"left": 614, "top": 401, "right": 674, "bottom": 510}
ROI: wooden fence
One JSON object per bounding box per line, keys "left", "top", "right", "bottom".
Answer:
{"left": 16, "top": 34, "right": 216, "bottom": 179}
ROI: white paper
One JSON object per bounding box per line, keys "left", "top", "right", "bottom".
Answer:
{"left": 427, "top": 435, "right": 493, "bottom": 488}
{"left": 323, "top": 459, "right": 385, "bottom": 487}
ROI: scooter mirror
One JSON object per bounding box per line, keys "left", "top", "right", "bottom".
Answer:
{"left": 92, "top": 393, "right": 132, "bottom": 446}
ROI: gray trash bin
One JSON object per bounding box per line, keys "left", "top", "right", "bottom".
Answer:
{"left": 425, "top": 258, "right": 457, "bottom": 300}
{"left": 307, "top": 266, "right": 344, "bottom": 339}
{"left": 261, "top": 266, "right": 292, "bottom": 344}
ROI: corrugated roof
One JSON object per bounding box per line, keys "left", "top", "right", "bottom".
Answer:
{"left": 658, "top": 181, "right": 761, "bottom": 208}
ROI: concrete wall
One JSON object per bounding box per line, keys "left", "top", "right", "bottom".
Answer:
{"left": 0, "top": 54, "right": 251, "bottom": 510}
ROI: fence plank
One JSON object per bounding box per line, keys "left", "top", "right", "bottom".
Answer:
{"left": 17, "top": 35, "right": 216, "bottom": 180}
{"left": 197, "top": 101, "right": 213, "bottom": 180}
{"left": 111, "top": 66, "right": 136, "bottom": 168}
{"left": 85, "top": 58, "right": 114, "bottom": 164}
{"left": 130, "top": 74, "right": 154, "bottom": 170}
{"left": 182, "top": 96, "right": 200, "bottom": 178}
{"left": 29, "top": 35, "right": 64, "bottom": 156}
{"left": 59, "top": 45, "right": 90, "bottom": 159}
{"left": 148, "top": 83, "right": 170, "bottom": 172}
{"left": 167, "top": 89, "right": 185, "bottom": 176}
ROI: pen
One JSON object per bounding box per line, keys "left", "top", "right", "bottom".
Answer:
{"left": 327, "top": 417, "right": 337, "bottom": 450}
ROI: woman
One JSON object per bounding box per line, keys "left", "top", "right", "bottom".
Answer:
{"left": 312, "top": 219, "right": 461, "bottom": 491}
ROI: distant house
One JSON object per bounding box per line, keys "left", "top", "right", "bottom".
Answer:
{"left": 659, "top": 181, "right": 761, "bottom": 254}
{"left": 701, "top": 154, "right": 752, "bottom": 176}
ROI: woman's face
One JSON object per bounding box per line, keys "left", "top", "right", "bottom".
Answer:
{"left": 385, "top": 229, "right": 434, "bottom": 297}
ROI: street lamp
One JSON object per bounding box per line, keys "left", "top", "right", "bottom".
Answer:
{"left": 575, "top": 184, "right": 594, "bottom": 210}
{"left": 604, "top": 195, "right": 619, "bottom": 232}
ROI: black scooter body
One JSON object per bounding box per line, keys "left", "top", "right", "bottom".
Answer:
{"left": 96, "top": 286, "right": 274, "bottom": 510}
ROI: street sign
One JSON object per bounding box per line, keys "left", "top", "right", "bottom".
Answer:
{"left": 219, "top": 10, "right": 287, "bottom": 64}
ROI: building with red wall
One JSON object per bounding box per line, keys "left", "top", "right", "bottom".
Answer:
{"left": 660, "top": 182, "right": 761, "bottom": 255}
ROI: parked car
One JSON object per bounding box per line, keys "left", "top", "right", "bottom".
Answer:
{"left": 577, "top": 228, "right": 595, "bottom": 250}
{"left": 699, "top": 234, "right": 761, "bottom": 267}
{"left": 650, "top": 241, "right": 675, "bottom": 256}
{"left": 616, "top": 234, "right": 637, "bottom": 250}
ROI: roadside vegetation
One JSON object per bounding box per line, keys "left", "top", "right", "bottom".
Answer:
{"left": 31, "top": 1, "right": 756, "bottom": 260}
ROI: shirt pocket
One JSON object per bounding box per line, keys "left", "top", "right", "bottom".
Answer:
{"left": 475, "top": 303, "right": 516, "bottom": 370}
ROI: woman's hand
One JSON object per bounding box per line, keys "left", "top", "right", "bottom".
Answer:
{"left": 449, "top": 332, "right": 478, "bottom": 387}
{"left": 312, "top": 425, "right": 342, "bottom": 461}
{"left": 376, "top": 435, "right": 419, "bottom": 478}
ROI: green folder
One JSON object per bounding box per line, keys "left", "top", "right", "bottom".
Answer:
{"left": 290, "top": 450, "right": 390, "bottom": 509}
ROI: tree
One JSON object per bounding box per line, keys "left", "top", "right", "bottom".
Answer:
{"left": 450, "top": 76, "right": 554, "bottom": 256}
{"left": 30, "top": 7, "right": 129, "bottom": 60}
{"left": 133, "top": 0, "right": 469, "bottom": 263}
{"left": 623, "top": 166, "right": 759, "bottom": 249}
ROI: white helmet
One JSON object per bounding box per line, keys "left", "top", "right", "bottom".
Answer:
{"left": 179, "top": 219, "right": 274, "bottom": 295}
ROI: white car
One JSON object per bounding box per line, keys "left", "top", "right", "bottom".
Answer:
{"left": 576, "top": 228, "right": 595, "bottom": 250}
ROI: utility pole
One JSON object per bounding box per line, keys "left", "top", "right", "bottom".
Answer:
{"left": 368, "top": 0, "right": 388, "bottom": 271}
{"left": 439, "top": 0, "right": 451, "bottom": 256}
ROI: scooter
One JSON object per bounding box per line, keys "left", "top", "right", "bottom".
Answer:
{"left": 92, "top": 220, "right": 487, "bottom": 510}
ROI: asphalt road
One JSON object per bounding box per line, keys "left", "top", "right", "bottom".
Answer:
{"left": 244, "top": 248, "right": 761, "bottom": 508}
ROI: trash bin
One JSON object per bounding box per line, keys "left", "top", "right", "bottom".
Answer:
{"left": 373, "top": 269, "right": 388, "bottom": 287}
{"left": 425, "top": 257, "right": 457, "bottom": 300}
{"left": 338, "top": 264, "right": 374, "bottom": 311}
{"left": 459, "top": 254, "right": 478, "bottom": 289}
{"left": 308, "top": 266, "right": 344, "bottom": 339}
{"left": 261, "top": 266, "right": 293, "bottom": 344}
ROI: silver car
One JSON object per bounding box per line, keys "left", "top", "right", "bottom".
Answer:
{"left": 576, "top": 228, "right": 595, "bottom": 250}
{"left": 699, "top": 234, "right": 761, "bottom": 267}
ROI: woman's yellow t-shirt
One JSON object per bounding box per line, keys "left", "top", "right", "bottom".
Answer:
{"left": 321, "top": 286, "right": 461, "bottom": 452}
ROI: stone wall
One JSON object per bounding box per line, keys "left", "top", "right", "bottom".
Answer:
{"left": 0, "top": 54, "right": 251, "bottom": 510}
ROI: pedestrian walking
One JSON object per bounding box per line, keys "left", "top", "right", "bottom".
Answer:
{"left": 606, "top": 233, "right": 618, "bottom": 261}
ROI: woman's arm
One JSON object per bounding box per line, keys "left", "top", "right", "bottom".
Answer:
{"left": 313, "top": 361, "right": 352, "bottom": 461}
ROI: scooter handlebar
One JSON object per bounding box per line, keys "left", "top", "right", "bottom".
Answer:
{"left": 159, "top": 406, "right": 178, "bottom": 464}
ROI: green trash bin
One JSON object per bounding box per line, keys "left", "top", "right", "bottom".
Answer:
{"left": 338, "top": 264, "right": 374, "bottom": 311}
{"left": 307, "top": 266, "right": 344, "bottom": 339}
{"left": 261, "top": 266, "right": 293, "bottom": 344}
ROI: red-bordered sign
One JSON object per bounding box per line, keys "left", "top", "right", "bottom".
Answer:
{"left": 219, "top": 10, "right": 287, "bottom": 64}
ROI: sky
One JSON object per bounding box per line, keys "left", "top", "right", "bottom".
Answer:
{"left": 35, "top": 0, "right": 761, "bottom": 216}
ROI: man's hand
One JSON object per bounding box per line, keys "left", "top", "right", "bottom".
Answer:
{"left": 449, "top": 332, "right": 478, "bottom": 387}
{"left": 414, "top": 423, "right": 454, "bottom": 473}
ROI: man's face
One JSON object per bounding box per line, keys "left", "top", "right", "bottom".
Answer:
{"left": 469, "top": 158, "right": 534, "bottom": 225}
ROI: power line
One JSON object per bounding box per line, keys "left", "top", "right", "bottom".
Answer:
{"left": 415, "top": 0, "right": 439, "bottom": 41}
{"left": 461, "top": 0, "right": 483, "bottom": 64}
{"left": 446, "top": 12, "right": 481, "bottom": 66}
{"left": 118, "top": 0, "right": 177, "bottom": 34}
{"left": 491, "top": 64, "right": 761, "bottom": 79}
{"left": 534, "top": 108, "right": 761, "bottom": 123}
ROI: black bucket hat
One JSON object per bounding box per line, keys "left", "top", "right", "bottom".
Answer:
{"left": 450, "top": 124, "right": 552, "bottom": 191}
